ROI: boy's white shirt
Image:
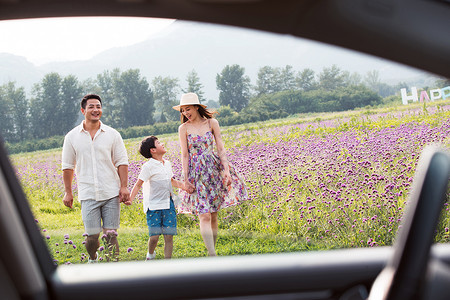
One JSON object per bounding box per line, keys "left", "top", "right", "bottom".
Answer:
{"left": 138, "top": 158, "right": 174, "bottom": 212}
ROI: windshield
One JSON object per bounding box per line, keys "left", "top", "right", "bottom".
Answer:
{"left": 3, "top": 17, "right": 449, "bottom": 265}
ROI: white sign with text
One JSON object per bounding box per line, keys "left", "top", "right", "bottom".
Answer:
{"left": 401, "top": 86, "right": 450, "bottom": 105}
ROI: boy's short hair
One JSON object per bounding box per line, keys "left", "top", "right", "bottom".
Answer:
{"left": 139, "top": 136, "right": 158, "bottom": 158}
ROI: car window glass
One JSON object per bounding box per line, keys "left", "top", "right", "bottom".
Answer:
{"left": 2, "top": 17, "right": 449, "bottom": 265}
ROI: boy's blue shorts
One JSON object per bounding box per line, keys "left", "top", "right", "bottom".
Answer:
{"left": 146, "top": 198, "right": 177, "bottom": 236}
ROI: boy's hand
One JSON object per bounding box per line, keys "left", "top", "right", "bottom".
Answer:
{"left": 123, "top": 197, "right": 133, "bottom": 206}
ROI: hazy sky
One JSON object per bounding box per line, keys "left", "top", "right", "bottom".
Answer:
{"left": 0, "top": 17, "right": 175, "bottom": 65}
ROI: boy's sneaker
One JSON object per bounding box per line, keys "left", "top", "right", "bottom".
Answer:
{"left": 145, "top": 252, "right": 156, "bottom": 261}
{"left": 88, "top": 252, "right": 99, "bottom": 264}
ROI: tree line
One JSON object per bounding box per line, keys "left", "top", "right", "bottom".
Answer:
{"left": 0, "top": 63, "right": 420, "bottom": 153}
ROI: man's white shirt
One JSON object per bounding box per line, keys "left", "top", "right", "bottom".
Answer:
{"left": 61, "top": 121, "right": 128, "bottom": 201}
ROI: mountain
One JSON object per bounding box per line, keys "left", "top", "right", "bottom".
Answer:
{"left": 0, "top": 20, "right": 436, "bottom": 100}
{"left": 0, "top": 53, "right": 43, "bottom": 90}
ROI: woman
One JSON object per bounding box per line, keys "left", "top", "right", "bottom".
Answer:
{"left": 173, "top": 93, "right": 248, "bottom": 256}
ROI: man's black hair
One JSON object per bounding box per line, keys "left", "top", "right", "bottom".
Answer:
{"left": 81, "top": 94, "right": 102, "bottom": 109}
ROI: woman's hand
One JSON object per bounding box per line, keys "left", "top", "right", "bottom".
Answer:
{"left": 223, "top": 170, "right": 232, "bottom": 186}
{"left": 184, "top": 180, "right": 195, "bottom": 194}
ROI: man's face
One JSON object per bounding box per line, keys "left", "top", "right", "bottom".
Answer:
{"left": 82, "top": 99, "right": 102, "bottom": 122}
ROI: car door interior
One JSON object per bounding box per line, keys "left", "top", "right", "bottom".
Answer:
{"left": 0, "top": 0, "right": 449, "bottom": 79}
{"left": 368, "top": 146, "right": 450, "bottom": 300}
{"left": 0, "top": 139, "right": 54, "bottom": 300}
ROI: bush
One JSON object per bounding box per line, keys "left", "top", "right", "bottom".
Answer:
{"left": 119, "top": 121, "right": 179, "bottom": 139}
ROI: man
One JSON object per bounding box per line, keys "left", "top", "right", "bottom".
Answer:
{"left": 62, "top": 94, "right": 129, "bottom": 263}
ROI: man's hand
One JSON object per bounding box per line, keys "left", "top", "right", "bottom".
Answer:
{"left": 62, "top": 169, "right": 75, "bottom": 208}
{"left": 63, "top": 192, "right": 74, "bottom": 208}
{"left": 119, "top": 186, "right": 130, "bottom": 204}
{"left": 123, "top": 195, "right": 133, "bottom": 206}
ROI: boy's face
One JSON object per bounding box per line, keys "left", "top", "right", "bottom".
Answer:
{"left": 151, "top": 139, "right": 166, "bottom": 156}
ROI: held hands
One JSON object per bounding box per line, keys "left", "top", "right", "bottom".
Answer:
{"left": 123, "top": 196, "right": 133, "bottom": 206}
{"left": 183, "top": 180, "right": 195, "bottom": 194}
{"left": 119, "top": 186, "right": 131, "bottom": 205}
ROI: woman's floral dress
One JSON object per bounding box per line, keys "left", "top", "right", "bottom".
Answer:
{"left": 177, "top": 131, "right": 248, "bottom": 215}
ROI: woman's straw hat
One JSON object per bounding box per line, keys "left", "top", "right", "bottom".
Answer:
{"left": 173, "top": 93, "right": 207, "bottom": 111}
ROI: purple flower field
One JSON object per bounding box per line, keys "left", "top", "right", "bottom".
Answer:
{"left": 11, "top": 104, "right": 450, "bottom": 262}
{"left": 127, "top": 105, "right": 450, "bottom": 248}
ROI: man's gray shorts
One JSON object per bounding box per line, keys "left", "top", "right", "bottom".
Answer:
{"left": 81, "top": 197, "right": 120, "bottom": 235}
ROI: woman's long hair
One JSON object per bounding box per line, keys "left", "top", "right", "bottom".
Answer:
{"left": 180, "top": 105, "right": 215, "bottom": 123}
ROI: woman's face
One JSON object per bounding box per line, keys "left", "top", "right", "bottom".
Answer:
{"left": 180, "top": 105, "right": 199, "bottom": 121}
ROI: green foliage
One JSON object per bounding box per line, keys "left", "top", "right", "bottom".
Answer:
{"left": 246, "top": 85, "right": 380, "bottom": 117}
{"left": 382, "top": 95, "right": 401, "bottom": 107}
{"left": 336, "top": 85, "right": 382, "bottom": 110}
{"left": 215, "top": 105, "right": 235, "bottom": 118}
{"left": 206, "top": 99, "right": 219, "bottom": 108}
{"left": 184, "top": 69, "right": 205, "bottom": 103}
{"left": 152, "top": 76, "right": 180, "bottom": 122}
{"left": 118, "top": 121, "right": 179, "bottom": 140}
{"left": 216, "top": 64, "right": 251, "bottom": 112}
{"left": 30, "top": 73, "right": 83, "bottom": 139}
{"left": 0, "top": 84, "right": 15, "bottom": 142}
{"left": 96, "top": 68, "right": 121, "bottom": 126}
{"left": 60, "top": 75, "right": 83, "bottom": 134}
{"left": 318, "top": 64, "right": 346, "bottom": 91}
{"left": 116, "top": 69, "right": 155, "bottom": 127}
{"left": 256, "top": 66, "right": 283, "bottom": 95}
{"left": 278, "top": 90, "right": 312, "bottom": 113}
{"left": 97, "top": 68, "right": 155, "bottom": 128}
{"left": 5, "top": 136, "right": 65, "bottom": 154}
{"left": 255, "top": 65, "right": 298, "bottom": 95}
{"left": 296, "top": 68, "right": 317, "bottom": 91}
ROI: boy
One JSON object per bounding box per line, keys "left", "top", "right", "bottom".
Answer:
{"left": 128, "top": 136, "right": 193, "bottom": 260}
